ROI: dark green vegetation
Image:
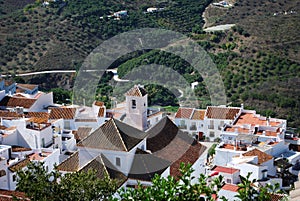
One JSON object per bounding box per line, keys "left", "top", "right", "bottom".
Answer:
{"left": 17, "top": 162, "right": 117, "bottom": 201}
{"left": 0, "top": 0, "right": 299, "bottom": 128}
{"left": 18, "top": 162, "right": 286, "bottom": 200}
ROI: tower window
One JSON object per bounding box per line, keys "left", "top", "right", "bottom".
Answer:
{"left": 132, "top": 100, "right": 136, "bottom": 109}
{"left": 116, "top": 157, "right": 121, "bottom": 166}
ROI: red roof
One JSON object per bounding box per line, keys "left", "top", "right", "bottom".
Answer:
{"left": 212, "top": 166, "right": 239, "bottom": 174}
{"left": 222, "top": 184, "right": 239, "bottom": 192}
{"left": 175, "top": 107, "right": 194, "bottom": 119}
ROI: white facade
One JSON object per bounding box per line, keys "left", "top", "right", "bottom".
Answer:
{"left": 125, "top": 92, "right": 148, "bottom": 131}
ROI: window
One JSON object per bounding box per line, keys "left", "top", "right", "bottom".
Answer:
{"left": 209, "top": 131, "right": 215, "bottom": 137}
{"left": 226, "top": 178, "right": 232, "bottom": 183}
{"left": 116, "top": 157, "right": 121, "bottom": 167}
{"left": 209, "top": 120, "right": 214, "bottom": 129}
{"left": 13, "top": 175, "right": 16, "bottom": 182}
{"left": 0, "top": 170, "right": 6, "bottom": 177}
{"left": 132, "top": 100, "right": 136, "bottom": 109}
{"left": 262, "top": 169, "right": 268, "bottom": 179}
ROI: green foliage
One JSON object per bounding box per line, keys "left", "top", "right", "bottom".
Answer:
{"left": 117, "top": 163, "right": 226, "bottom": 201}
{"left": 51, "top": 88, "right": 72, "bottom": 104}
{"left": 17, "top": 162, "right": 117, "bottom": 201}
{"left": 145, "top": 84, "right": 179, "bottom": 106}
{"left": 236, "top": 173, "right": 288, "bottom": 201}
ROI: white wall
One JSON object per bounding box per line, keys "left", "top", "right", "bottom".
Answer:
{"left": 214, "top": 148, "right": 243, "bottom": 166}
{"left": 30, "top": 92, "right": 54, "bottom": 112}
{"left": 40, "top": 148, "right": 60, "bottom": 171}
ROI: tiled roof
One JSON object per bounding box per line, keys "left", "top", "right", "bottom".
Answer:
{"left": 212, "top": 166, "right": 239, "bottom": 174}
{"left": 175, "top": 107, "right": 194, "bottom": 119}
{"left": 80, "top": 154, "right": 127, "bottom": 187}
{"left": 191, "top": 109, "right": 206, "bottom": 120}
{"left": 225, "top": 126, "right": 250, "bottom": 134}
{"left": 125, "top": 85, "right": 147, "bottom": 97}
{"left": 77, "top": 118, "right": 146, "bottom": 151}
{"left": 11, "top": 146, "right": 32, "bottom": 152}
{"left": 146, "top": 117, "right": 206, "bottom": 178}
{"left": 243, "top": 148, "right": 273, "bottom": 165}
{"left": 0, "top": 96, "right": 36, "bottom": 109}
{"left": 221, "top": 184, "right": 239, "bottom": 192}
{"left": 269, "top": 194, "right": 286, "bottom": 201}
{"left": 49, "top": 107, "right": 76, "bottom": 119}
{"left": 25, "top": 112, "right": 49, "bottom": 119}
{"left": 57, "top": 151, "right": 79, "bottom": 172}
{"left": 94, "top": 101, "right": 104, "bottom": 107}
{"left": 0, "top": 190, "right": 29, "bottom": 200}
{"left": 146, "top": 116, "right": 178, "bottom": 153}
{"left": 17, "top": 83, "right": 38, "bottom": 90}
{"left": 4, "top": 80, "right": 15, "bottom": 87}
{"left": 98, "top": 107, "right": 105, "bottom": 117}
{"left": 206, "top": 106, "right": 240, "bottom": 120}
{"left": 128, "top": 149, "right": 169, "bottom": 181}
{"left": 74, "top": 127, "right": 92, "bottom": 142}
{"left": 8, "top": 158, "right": 30, "bottom": 172}
{"left": 169, "top": 139, "right": 206, "bottom": 178}
{"left": 0, "top": 111, "right": 22, "bottom": 118}
{"left": 75, "top": 118, "right": 97, "bottom": 122}
{"left": 28, "top": 152, "right": 51, "bottom": 161}
{"left": 235, "top": 113, "right": 281, "bottom": 127}
{"left": 27, "top": 117, "right": 48, "bottom": 124}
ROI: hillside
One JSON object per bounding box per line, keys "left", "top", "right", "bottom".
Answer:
{"left": 0, "top": 0, "right": 299, "bottom": 129}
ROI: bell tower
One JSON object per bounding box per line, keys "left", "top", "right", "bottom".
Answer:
{"left": 124, "top": 85, "right": 148, "bottom": 131}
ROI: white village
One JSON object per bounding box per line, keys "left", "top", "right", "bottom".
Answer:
{"left": 0, "top": 81, "right": 298, "bottom": 200}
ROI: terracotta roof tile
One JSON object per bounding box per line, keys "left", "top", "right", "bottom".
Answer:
{"left": 49, "top": 107, "right": 76, "bottom": 119}
{"left": 0, "top": 96, "right": 36, "bottom": 109}
{"left": 77, "top": 118, "right": 146, "bottom": 151}
{"left": 147, "top": 117, "right": 178, "bottom": 152}
{"left": 57, "top": 151, "right": 79, "bottom": 172}
{"left": 206, "top": 106, "right": 240, "bottom": 120}
{"left": 75, "top": 118, "right": 97, "bottom": 122}
{"left": 221, "top": 184, "right": 239, "bottom": 192}
{"left": 80, "top": 154, "right": 127, "bottom": 187}
{"left": 235, "top": 113, "right": 281, "bottom": 127}
{"left": 169, "top": 139, "right": 206, "bottom": 178}
{"left": 74, "top": 127, "right": 92, "bottom": 141}
{"left": 175, "top": 107, "right": 194, "bottom": 119}
{"left": 8, "top": 158, "right": 30, "bottom": 172}
{"left": 147, "top": 117, "right": 206, "bottom": 178}
{"left": 94, "top": 101, "right": 104, "bottom": 107}
{"left": 0, "top": 111, "right": 22, "bottom": 119}
{"left": 191, "top": 109, "right": 206, "bottom": 120}
{"left": 125, "top": 85, "right": 147, "bottom": 97}
{"left": 212, "top": 166, "right": 239, "bottom": 174}
{"left": 0, "top": 190, "right": 29, "bottom": 200}
{"left": 243, "top": 148, "right": 273, "bottom": 165}
{"left": 11, "top": 146, "right": 32, "bottom": 152}
{"left": 25, "top": 112, "right": 49, "bottom": 119}
{"left": 128, "top": 149, "right": 169, "bottom": 181}
{"left": 17, "top": 83, "right": 38, "bottom": 90}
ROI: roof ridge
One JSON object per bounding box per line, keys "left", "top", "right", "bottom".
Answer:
{"left": 111, "top": 118, "right": 128, "bottom": 152}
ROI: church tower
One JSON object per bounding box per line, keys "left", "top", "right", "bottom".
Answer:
{"left": 124, "top": 85, "right": 148, "bottom": 131}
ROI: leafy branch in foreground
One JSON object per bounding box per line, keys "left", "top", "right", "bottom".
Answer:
{"left": 116, "top": 163, "right": 226, "bottom": 201}
{"left": 16, "top": 162, "right": 117, "bottom": 201}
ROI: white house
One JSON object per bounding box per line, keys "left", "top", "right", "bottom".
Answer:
{"left": 174, "top": 107, "right": 206, "bottom": 139}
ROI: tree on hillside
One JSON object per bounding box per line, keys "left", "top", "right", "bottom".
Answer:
{"left": 17, "top": 162, "right": 117, "bottom": 201}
